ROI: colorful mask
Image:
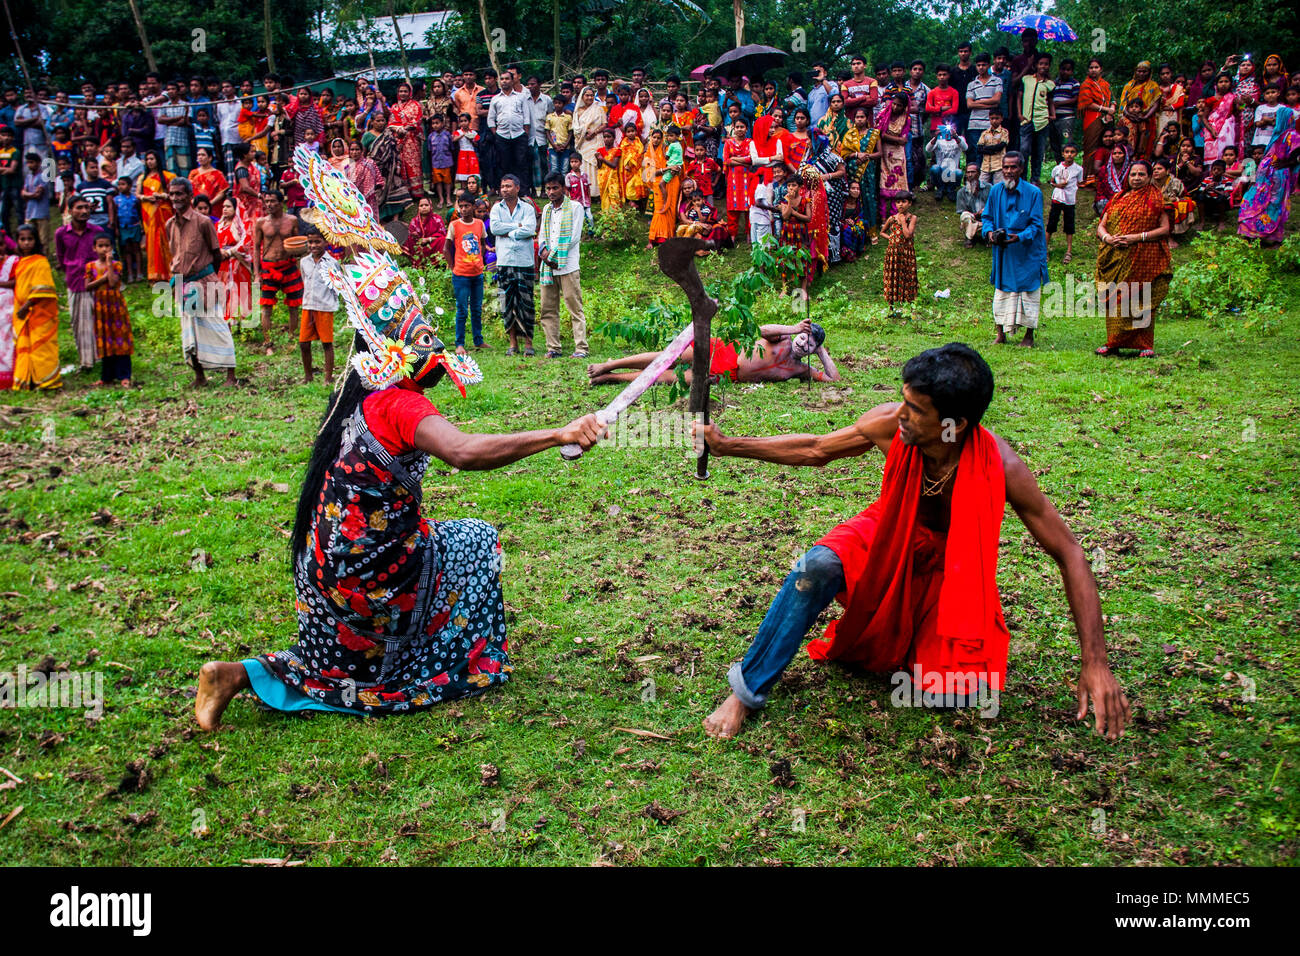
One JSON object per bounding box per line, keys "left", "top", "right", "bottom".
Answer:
{"left": 328, "top": 250, "right": 482, "bottom": 395}
{"left": 293, "top": 144, "right": 400, "bottom": 254}
{"left": 292, "top": 144, "right": 483, "bottom": 395}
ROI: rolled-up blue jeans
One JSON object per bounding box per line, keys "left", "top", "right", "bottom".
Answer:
{"left": 728, "top": 545, "right": 845, "bottom": 709}
{"left": 452, "top": 273, "right": 484, "bottom": 347}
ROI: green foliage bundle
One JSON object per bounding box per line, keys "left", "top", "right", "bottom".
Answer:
{"left": 1164, "top": 231, "right": 1285, "bottom": 335}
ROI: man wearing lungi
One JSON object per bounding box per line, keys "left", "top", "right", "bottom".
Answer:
{"left": 982, "top": 151, "right": 1048, "bottom": 347}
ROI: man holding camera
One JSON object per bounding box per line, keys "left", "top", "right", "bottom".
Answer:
{"left": 981, "top": 151, "right": 1047, "bottom": 347}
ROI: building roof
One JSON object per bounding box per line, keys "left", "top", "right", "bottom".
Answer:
{"left": 323, "top": 11, "right": 456, "bottom": 57}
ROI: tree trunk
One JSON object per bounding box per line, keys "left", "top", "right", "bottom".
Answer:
{"left": 263, "top": 0, "right": 276, "bottom": 73}
{"left": 477, "top": 0, "right": 502, "bottom": 78}
{"left": 388, "top": 2, "right": 413, "bottom": 88}
{"left": 733, "top": 0, "right": 743, "bottom": 47}
{"left": 552, "top": 0, "right": 561, "bottom": 84}
{"left": 126, "top": 0, "right": 158, "bottom": 73}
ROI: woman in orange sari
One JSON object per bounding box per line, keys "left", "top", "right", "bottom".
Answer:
{"left": 136, "top": 150, "right": 174, "bottom": 282}
{"left": 1120, "top": 62, "right": 1161, "bottom": 158}
{"left": 646, "top": 129, "right": 679, "bottom": 246}
{"left": 11, "top": 224, "right": 61, "bottom": 391}
{"left": 1079, "top": 58, "right": 1115, "bottom": 184}
{"left": 1094, "top": 160, "right": 1171, "bottom": 358}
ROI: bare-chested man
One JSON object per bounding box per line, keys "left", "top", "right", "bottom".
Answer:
{"left": 692, "top": 342, "right": 1130, "bottom": 741}
{"left": 255, "top": 187, "right": 302, "bottom": 354}
{"left": 587, "top": 318, "right": 840, "bottom": 386}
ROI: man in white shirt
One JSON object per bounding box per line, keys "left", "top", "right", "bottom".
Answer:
{"left": 298, "top": 230, "right": 339, "bottom": 385}
{"left": 524, "top": 76, "right": 553, "bottom": 197}
{"left": 216, "top": 80, "right": 244, "bottom": 175}
{"left": 487, "top": 73, "right": 532, "bottom": 196}
{"left": 537, "top": 172, "right": 587, "bottom": 358}
{"left": 490, "top": 174, "right": 539, "bottom": 355}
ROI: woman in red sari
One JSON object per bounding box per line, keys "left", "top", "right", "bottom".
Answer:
{"left": 189, "top": 147, "right": 229, "bottom": 209}
{"left": 402, "top": 196, "right": 447, "bottom": 269}
{"left": 723, "top": 120, "right": 754, "bottom": 242}
{"left": 388, "top": 83, "right": 425, "bottom": 199}
{"left": 1094, "top": 160, "right": 1171, "bottom": 358}
{"left": 216, "top": 198, "right": 252, "bottom": 327}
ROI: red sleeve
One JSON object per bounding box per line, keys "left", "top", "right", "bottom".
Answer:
{"left": 362, "top": 385, "right": 441, "bottom": 456}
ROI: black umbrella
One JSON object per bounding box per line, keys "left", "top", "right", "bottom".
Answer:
{"left": 708, "top": 44, "right": 787, "bottom": 80}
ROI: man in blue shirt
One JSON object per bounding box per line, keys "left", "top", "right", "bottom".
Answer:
{"left": 981, "top": 151, "right": 1047, "bottom": 347}
{"left": 807, "top": 63, "right": 838, "bottom": 127}
{"left": 719, "top": 74, "right": 755, "bottom": 129}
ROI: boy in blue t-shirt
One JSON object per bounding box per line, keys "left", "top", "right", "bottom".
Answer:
{"left": 114, "top": 177, "right": 144, "bottom": 282}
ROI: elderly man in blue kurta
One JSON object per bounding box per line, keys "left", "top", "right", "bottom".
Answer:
{"left": 981, "top": 150, "right": 1048, "bottom": 347}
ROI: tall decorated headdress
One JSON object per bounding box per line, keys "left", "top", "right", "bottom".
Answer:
{"left": 292, "top": 144, "right": 483, "bottom": 394}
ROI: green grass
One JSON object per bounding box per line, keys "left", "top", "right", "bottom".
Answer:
{"left": 1, "top": 191, "right": 1297, "bottom": 866}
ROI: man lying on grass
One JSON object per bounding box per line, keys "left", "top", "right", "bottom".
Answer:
{"left": 587, "top": 318, "right": 840, "bottom": 386}
{"left": 693, "top": 342, "right": 1130, "bottom": 740}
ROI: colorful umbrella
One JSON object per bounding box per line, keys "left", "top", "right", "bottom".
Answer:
{"left": 690, "top": 63, "right": 712, "bottom": 80}
{"left": 997, "top": 13, "right": 1077, "bottom": 43}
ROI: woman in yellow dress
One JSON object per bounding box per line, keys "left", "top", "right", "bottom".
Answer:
{"left": 620, "top": 119, "right": 649, "bottom": 209}
{"left": 11, "top": 224, "right": 61, "bottom": 391}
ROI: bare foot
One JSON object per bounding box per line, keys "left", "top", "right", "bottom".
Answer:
{"left": 587, "top": 361, "right": 609, "bottom": 378}
{"left": 1019, "top": 331, "right": 1035, "bottom": 347}
{"left": 994, "top": 330, "right": 1007, "bottom": 345}
{"left": 702, "top": 693, "right": 752, "bottom": 739}
{"left": 195, "top": 661, "right": 251, "bottom": 731}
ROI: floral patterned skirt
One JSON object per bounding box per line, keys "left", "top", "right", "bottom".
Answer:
{"left": 252, "top": 517, "right": 510, "bottom": 715}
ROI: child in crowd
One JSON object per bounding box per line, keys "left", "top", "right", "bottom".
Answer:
{"left": 427, "top": 113, "right": 454, "bottom": 208}
{"left": 297, "top": 229, "right": 337, "bottom": 386}
{"left": 454, "top": 113, "right": 480, "bottom": 184}
{"left": 977, "top": 110, "right": 1009, "bottom": 184}
{"left": 114, "top": 177, "right": 143, "bottom": 282}
{"left": 925, "top": 122, "right": 968, "bottom": 200}
{"left": 84, "top": 233, "right": 133, "bottom": 387}
{"left": 840, "top": 180, "right": 868, "bottom": 261}
{"left": 1196, "top": 159, "right": 1233, "bottom": 230}
{"left": 1232, "top": 145, "right": 1263, "bottom": 206}
{"left": 1047, "top": 143, "right": 1084, "bottom": 263}
{"left": 445, "top": 190, "right": 486, "bottom": 355}
{"left": 881, "top": 192, "right": 918, "bottom": 313}
{"left": 566, "top": 152, "right": 594, "bottom": 230}
{"left": 545, "top": 95, "right": 572, "bottom": 177}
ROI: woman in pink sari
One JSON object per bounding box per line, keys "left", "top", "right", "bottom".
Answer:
{"left": 347, "top": 139, "right": 384, "bottom": 218}
{"left": 876, "top": 91, "right": 911, "bottom": 221}
{"left": 1200, "top": 73, "right": 1240, "bottom": 163}
{"left": 388, "top": 83, "right": 425, "bottom": 199}
{"left": 0, "top": 247, "right": 17, "bottom": 390}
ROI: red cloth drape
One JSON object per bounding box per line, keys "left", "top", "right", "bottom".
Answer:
{"left": 809, "top": 426, "right": 1009, "bottom": 692}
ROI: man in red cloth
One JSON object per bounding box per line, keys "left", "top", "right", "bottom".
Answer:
{"left": 694, "top": 343, "right": 1130, "bottom": 740}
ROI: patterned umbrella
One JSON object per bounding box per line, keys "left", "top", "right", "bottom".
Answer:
{"left": 997, "top": 13, "right": 1078, "bottom": 43}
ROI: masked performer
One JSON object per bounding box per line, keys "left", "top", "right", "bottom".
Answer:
{"left": 693, "top": 343, "right": 1130, "bottom": 741}
{"left": 196, "top": 148, "right": 605, "bottom": 729}
{"left": 587, "top": 319, "right": 839, "bottom": 386}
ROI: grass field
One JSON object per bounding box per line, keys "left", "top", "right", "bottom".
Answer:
{"left": 1, "top": 190, "right": 1297, "bottom": 866}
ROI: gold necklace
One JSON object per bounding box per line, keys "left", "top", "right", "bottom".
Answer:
{"left": 921, "top": 459, "right": 959, "bottom": 496}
